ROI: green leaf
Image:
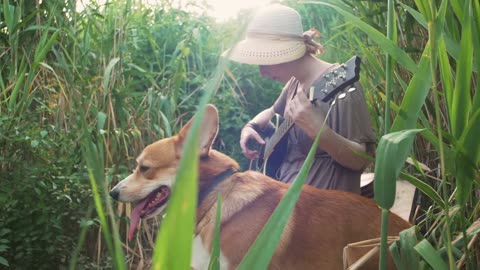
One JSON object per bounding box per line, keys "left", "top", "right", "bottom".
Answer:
{"left": 0, "top": 245, "right": 8, "bottom": 252}
{"left": 80, "top": 113, "right": 125, "bottom": 270}
{"left": 390, "top": 43, "right": 432, "bottom": 132}
{"left": 33, "top": 30, "right": 59, "bottom": 71}
{"left": 400, "top": 172, "right": 445, "bottom": 209}
{"left": 374, "top": 129, "right": 424, "bottom": 209}
{"left": 414, "top": 239, "right": 448, "bottom": 270}
{"left": 151, "top": 125, "right": 198, "bottom": 270}
{"left": 208, "top": 194, "right": 222, "bottom": 270}
{"left": 394, "top": 226, "right": 420, "bottom": 270}
{"left": 308, "top": 1, "right": 417, "bottom": 73}
{"left": 151, "top": 56, "right": 231, "bottom": 269}
{"left": 389, "top": 242, "right": 403, "bottom": 270}
{"left": 0, "top": 229, "right": 11, "bottom": 237}
{"left": 3, "top": 2, "right": 15, "bottom": 32}
{"left": 0, "top": 256, "right": 9, "bottom": 267}
{"left": 438, "top": 37, "right": 454, "bottom": 117}
{"left": 103, "top": 57, "right": 120, "bottom": 97}
{"left": 31, "top": 140, "right": 39, "bottom": 148}
{"left": 7, "top": 64, "right": 26, "bottom": 111}
{"left": 398, "top": 2, "right": 427, "bottom": 29}
{"left": 451, "top": 1, "right": 473, "bottom": 139}
{"left": 413, "top": 0, "right": 433, "bottom": 22}
{"left": 97, "top": 112, "right": 107, "bottom": 131}
{"left": 459, "top": 108, "right": 480, "bottom": 164}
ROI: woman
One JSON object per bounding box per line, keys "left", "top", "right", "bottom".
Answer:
{"left": 224, "top": 4, "right": 376, "bottom": 194}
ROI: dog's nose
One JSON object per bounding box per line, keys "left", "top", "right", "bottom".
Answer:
{"left": 109, "top": 189, "right": 119, "bottom": 200}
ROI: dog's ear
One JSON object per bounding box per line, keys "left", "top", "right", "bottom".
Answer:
{"left": 176, "top": 104, "right": 219, "bottom": 157}
{"left": 198, "top": 105, "right": 219, "bottom": 156}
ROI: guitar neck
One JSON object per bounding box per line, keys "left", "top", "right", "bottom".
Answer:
{"left": 263, "top": 117, "right": 294, "bottom": 158}
{"left": 260, "top": 56, "right": 361, "bottom": 163}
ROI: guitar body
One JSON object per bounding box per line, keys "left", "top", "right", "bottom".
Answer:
{"left": 250, "top": 118, "right": 288, "bottom": 178}
{"left": 250, "top": 56, "right": 362, "bottom": 177}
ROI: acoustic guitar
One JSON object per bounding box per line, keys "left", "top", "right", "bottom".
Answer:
{"left": 250, "top": 56, "right": 362, "bottom": 177}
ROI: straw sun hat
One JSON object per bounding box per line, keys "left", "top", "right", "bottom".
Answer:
{"left": 224, "top": 4, "right": 323, "bottom": 65}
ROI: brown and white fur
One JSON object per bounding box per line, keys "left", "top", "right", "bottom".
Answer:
{"left": 109, "top": 104, "right": 410, "bottom": 269}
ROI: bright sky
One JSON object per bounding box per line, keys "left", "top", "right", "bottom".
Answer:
{"left": 77, "top": 0, "right": 274, "bottom": 22}
{"left": 196, "top": 0, "right": 274, "bottom": 21}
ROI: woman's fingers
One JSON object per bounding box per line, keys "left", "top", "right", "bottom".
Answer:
{"left": 240, "top": 127, "right": 265, "bottom": 159}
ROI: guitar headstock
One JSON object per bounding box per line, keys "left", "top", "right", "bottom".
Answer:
{"left": 309, "top": 56, "right": 361, "bottom": 103}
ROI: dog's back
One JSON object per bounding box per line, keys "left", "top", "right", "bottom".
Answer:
{"left": 197, "top": 167, "right": 410, "bottom": 270}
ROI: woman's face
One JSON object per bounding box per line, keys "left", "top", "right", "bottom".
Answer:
{"left": 258, "top": 63, "right": 291, "bottom": 83}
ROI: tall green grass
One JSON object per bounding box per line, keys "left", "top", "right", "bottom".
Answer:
{"left": 303, "top": 0, "right": 479, "bottom": 269}
{"left": 1, "top": 0, "right": 479, "bottom": 268}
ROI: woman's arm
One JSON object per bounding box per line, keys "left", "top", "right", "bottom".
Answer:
{"left": 240, "top": 107, "right": 276, "bottom": 159}
{"left": 287, "top": 91, "right": 372, "bottom": 171}
{"left": 317, "top": 128, "right": 371, "bottom": 171}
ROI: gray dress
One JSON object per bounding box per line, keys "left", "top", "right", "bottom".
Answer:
{"left": 272, "top": 76, "right": 376, "bottom": 194}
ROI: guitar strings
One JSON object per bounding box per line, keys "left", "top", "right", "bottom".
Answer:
{"left": 317, "top": 91, "right": 338, "bottom": 136}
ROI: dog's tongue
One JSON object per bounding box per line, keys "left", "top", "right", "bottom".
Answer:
{"left": 128, "top": 198, "right": 149, "bottom": 241}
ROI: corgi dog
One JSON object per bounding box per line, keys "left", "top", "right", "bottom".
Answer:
{"left": 109, "top": 104, "right": 410, "bottom": 269}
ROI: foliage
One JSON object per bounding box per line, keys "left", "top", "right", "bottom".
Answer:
{"left": 0, "top": 0, "right": 247, "bottom": 267}
{"left": 1, "top": 0, "right": 479, "bottom": 268}
{"left": 302, "top": 0, "right": 479, "bottom": 269}
{"left": 0, "top": 228, "right": 11, "bottom": 266}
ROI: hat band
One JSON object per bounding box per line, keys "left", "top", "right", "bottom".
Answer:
{"left": 247, "top": 31, "right": 303, "bottom": 42}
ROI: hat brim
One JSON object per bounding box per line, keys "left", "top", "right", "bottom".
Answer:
{"left": 223, "top": 37, "right": 306, "bottom": 65}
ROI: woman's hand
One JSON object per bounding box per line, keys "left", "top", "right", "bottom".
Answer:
{"left": 286, "top": 90, "right": 371, "bottom": 171}
{"left": 285, "top": 91, "right": 327, "bottom": 138}
{"left": 240, "top": 124, "right": 265, "bottom": 160}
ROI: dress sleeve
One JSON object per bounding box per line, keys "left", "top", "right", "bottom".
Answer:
{"left": 328, "top": 81, "right": 376, "bottom": 148}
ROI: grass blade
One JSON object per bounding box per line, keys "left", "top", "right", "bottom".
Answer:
{"left": 374, "top": 129, "right": 423, "bottom": 270}
{"left": 306, "top": 1, "right": 417, "bottom": 73}
{"left": 384, "top": 0, "right": 397, "bottom": 133}
{"left": 33, "top": 30, "right": 60, "bottom": 71}
{"left": 81, "top": 112, "right": 126, "bottom": 270}
{"left": 374, "top": 129, "right": 424, "bottom": 209}
{"left": 399, "top": 172, "right": 445, "bottom": 209}
{"left": 398, "top": 2, "right": 427, "bottom": 29}
{"left": 103, "top": 57, "right": 120, "bottom": 98}
{"left": 7, "top": 64, "right": 26, "bottom": 111}
{"left": 414, "top": 239, "right": 448, "bottom": 270}
{"left": 151, "top": 57, "right": 231, "bottom": 269}
{"left": 450, "top": 1, "right": 473, "bottom": 139}
{"left": 389, "top": 226, "right": 419, "bottom": 270}
{"left": 208, "top": 194, "right": 222, "bottom": 270}
{"left": 390, "top": 43, "right": 432, "bottom": 132}
{"left": 151, "top": 126, "right": 199, "bottom": 269}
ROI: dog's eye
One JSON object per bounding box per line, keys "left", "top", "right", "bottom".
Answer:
{"left": 139, "top": 166, "right": 149, "bottom": 173}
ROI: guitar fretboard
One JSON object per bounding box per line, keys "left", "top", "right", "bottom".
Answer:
{"left": 263, "top": 117, "right": 294, "bottom": 158}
